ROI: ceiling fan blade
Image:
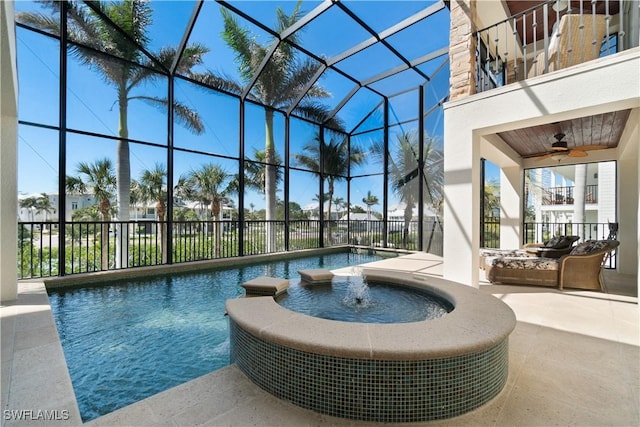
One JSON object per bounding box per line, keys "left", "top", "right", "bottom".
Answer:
{"left": 568, "top": 150, "right": 588, "bottom": 157}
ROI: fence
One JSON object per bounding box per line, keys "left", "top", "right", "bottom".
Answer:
{"left": 17, "top": 218, "right": 444, "bottom": 279}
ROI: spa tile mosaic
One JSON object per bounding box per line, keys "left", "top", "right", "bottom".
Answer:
{"left": 230, "top": 320, "right": 509, "bottom": 422}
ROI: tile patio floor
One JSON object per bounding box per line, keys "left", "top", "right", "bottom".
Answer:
{"left": 2, "top": 252, "right": 638, "bottom": 426}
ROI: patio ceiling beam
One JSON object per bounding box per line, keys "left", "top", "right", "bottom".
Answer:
{"left": 217, "top": 0, "right": 385, "bottom": 102}
{"left": 411, "top": 47, "right": 450, "bottom": 71}
{"left": 170, "top": 0, "right": 204, "bottom": 75}
{"left": 421, "top": 95, "right": 448, "bottom": 119}
{"left": 285, "top": 64, "right": 327, "bottom": 115}
{"left": 361, "top": 46, "right": 449, "bottom": 88}
{"left": 241, "top": 40, "right": 281, "bottom": 100}
{"left": 349, "top": 98, "right": 385, "bottom": 135}
{"left": 327, "top": 1, "right": 445, "bottom": 67}
{"left": 324, "top": 84, "right": 362, "bottom": 124}
{"left": 280, "top": 0, "right": 334, "bottom": 41}
{"left": 361, "top": 63, "right": 410, "bottom": 87}
{"left": 333, "top": 1, "right": 440, "bottom": 83}
{"left": 82, "top": 1, "right": 171, "bottom": 75}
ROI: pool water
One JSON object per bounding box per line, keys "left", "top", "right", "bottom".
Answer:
{"left": 48, "top": 252, "right": 383, "bottom": 422}
{"left": 277, "top": 280, "right": 452, "bottom": 323}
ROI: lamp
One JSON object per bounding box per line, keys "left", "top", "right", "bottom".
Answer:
{"left": 551, "top": 133, "right": 569, "bottom": 151}
{"left": 552, "top": 0, "right": 568, "bottom": 12}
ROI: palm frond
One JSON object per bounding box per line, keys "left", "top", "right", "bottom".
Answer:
{"left": 220, "top": 7, "right": 258, "bottom": 84}
{"left": 175, "top": 43, "right": 210, "bottom": 74}
{"left": 295, "top": 101, "right": 345, "bottom": 132}
{"left": 132, "top": 95, "right": 204, "bottom": 135}
{"left": 15, "top": 12, "right": 60, "bottom": 34}
{"left": 190, "top": 72, "right": 247, "bottom": 97}
{"left": 274, "top": 1, "right": 305, "bottom": 63}
{"left": 273, "top": 57, "right": 326, "bottom": 106}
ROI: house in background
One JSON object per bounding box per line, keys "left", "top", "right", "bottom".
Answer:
{"left": 526, "top": 161, "right": 617, "bottom": 240}
{"left": 18, "top": 192, "right": 98, "bottom": 222}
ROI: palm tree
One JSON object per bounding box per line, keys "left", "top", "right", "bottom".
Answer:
{"left": 18, "top": 1, "right": 208, "bottom": 266}
{"left": 133, "top": 163, "right": 167, "bottom": 222}
{"left": 244, "top": 149, "right": 284, "bottom": 194}
{"left": 294, "top": 135, "right": 364, "bottom": 223}
{"left": 181, "top": 164, "right": 232, "bottom": 258}
{"left": 333, "top": 197, "right": 345, "bottom": 219}
{"left": 204, "top": 2, "right": 344, "bottom": 251}
{"left": 66, "top": 158, "right": 116, "bottom": 269}
{"left": 34, "top": 193, "right": 54, "bottom": 221}
{"left": 132, "top": 163, "right": 168, "bottom": 262}
{"left": 372, "top": 131, "right": 444, "bottom": 249}
{"left": 19, "top": 196, "right": 39, "bottom": 222}
{"left": 362, "top": 191, "right": 379, "bottom": 219}
{"left": 484, "top": 179, "right": 500, "bottom": 218}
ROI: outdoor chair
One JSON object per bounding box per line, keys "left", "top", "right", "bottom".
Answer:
{"left": 486, "top": 239, "right": 619, "bottom": 291}
{"left": 480, "top": 235, "right": 579, "bottom": 269}
{"left": 522, "top": 235, "right": 580, "bottom": 258}
{"left": 529, "top": 13, "right": 607, "bottom": 77}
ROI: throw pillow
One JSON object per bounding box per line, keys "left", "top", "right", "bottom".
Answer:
{"left": 549, "top": 236, "right": 574, "bottom": 249}
{"left": 545, "top": 236, "right": 562, "bottom": 248}
{"left": 569, "top": 240, "right": 608, "bottom": 255}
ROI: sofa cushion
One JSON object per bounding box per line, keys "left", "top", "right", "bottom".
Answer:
{"left": 569, "top": 240, "right": 609, "bottom": 255}
{"left": 490, "top": 256, "right": 559, "bottom": 271}
{"left": 544, "top": 236, "right": 563, "bottom": 248}
{"left": 480, "top": 248, "right": 529, "bottom": 258}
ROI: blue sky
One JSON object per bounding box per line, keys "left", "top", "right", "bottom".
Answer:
{"left": 14, "top": 1, "right": 483, "bottom": 212}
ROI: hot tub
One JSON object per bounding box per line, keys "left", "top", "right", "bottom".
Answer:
{"left": 226, "top": 270, "right": 516, "bottom": 422}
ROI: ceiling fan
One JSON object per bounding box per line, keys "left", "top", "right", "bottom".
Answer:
{"left": 535, "top": 132, "right": 608, "bottom": 161}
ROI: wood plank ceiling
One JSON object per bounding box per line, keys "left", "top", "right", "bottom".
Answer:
{"left": 497, "top": 109, "right": 631, "bottom": 158}
{"left": 496, "top": 2, "right": 626, "bottom": 160}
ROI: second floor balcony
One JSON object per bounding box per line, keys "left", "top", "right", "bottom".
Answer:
{"left": 475, "top": 0, "right": 638, "bottom": 93}
{"left": 541, "top": 184, "right": 598, "bottom": 205}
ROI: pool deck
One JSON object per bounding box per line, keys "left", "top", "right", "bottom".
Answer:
{"left": 2, "top": 252, "right": 638, "bottom": 426}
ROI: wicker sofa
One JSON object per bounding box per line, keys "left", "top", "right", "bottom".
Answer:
{"left": 480, "top": 235, "right": 579, "bottom": 269}
{"left": 486, "top": 239, "right": 619, "bottom": 291}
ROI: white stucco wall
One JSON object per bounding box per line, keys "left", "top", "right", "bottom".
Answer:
{"left": 1, "top": 0, "right": 18, "bottom": 302}
{"left": 498, "top": 166, "right": 521, "bottom": 249}
{"left": 616, "top": 108, "right": 639, "bottom": 279}
{"left": 444, "top": 48, "right": 640, "bottom": 287}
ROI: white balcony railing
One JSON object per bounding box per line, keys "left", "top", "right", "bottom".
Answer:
{"left": 475, "top": 0, "right": 636, "bottom": 93}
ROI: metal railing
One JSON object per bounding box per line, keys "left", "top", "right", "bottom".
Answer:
{"left": 482, "top": 218, "right": 501, "bottom": 248}
{"left": 17, "top": 218, "right": 444, "bottom": 279}
{"left": 542, "top": 185, "right": 597, "bottom": 205}
{"left": 475, "top": 0, "right": 628, "bottom": 93}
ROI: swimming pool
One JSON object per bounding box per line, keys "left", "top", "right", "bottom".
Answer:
{"left": 48, "top": 251, "right": 384, "bottom": 422}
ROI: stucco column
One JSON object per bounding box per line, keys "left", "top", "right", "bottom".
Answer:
{"left": 617, "top": 108, "right": 639, "bottom": 279}
{"left": 443, "top": 118, "right": 480, "bottom": 287}
{"left": 499, "top": 166, "right": 522, "bottom": 249}
{"left": 1, "top": 0, "right": 18, "bottom": 302}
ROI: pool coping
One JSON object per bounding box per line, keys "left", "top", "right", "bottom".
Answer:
{"left": 36, "top": 246, "right": 409, "bottom": 290}
{"left": 226, "top": 269, "right": 517, "bottom": 360}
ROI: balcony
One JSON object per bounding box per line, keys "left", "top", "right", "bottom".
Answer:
{"left": 541, "top": 184, "right": 598, "bottom": 205}
{"left": 475, "top": 0, "right": 634, "bottom": 93}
